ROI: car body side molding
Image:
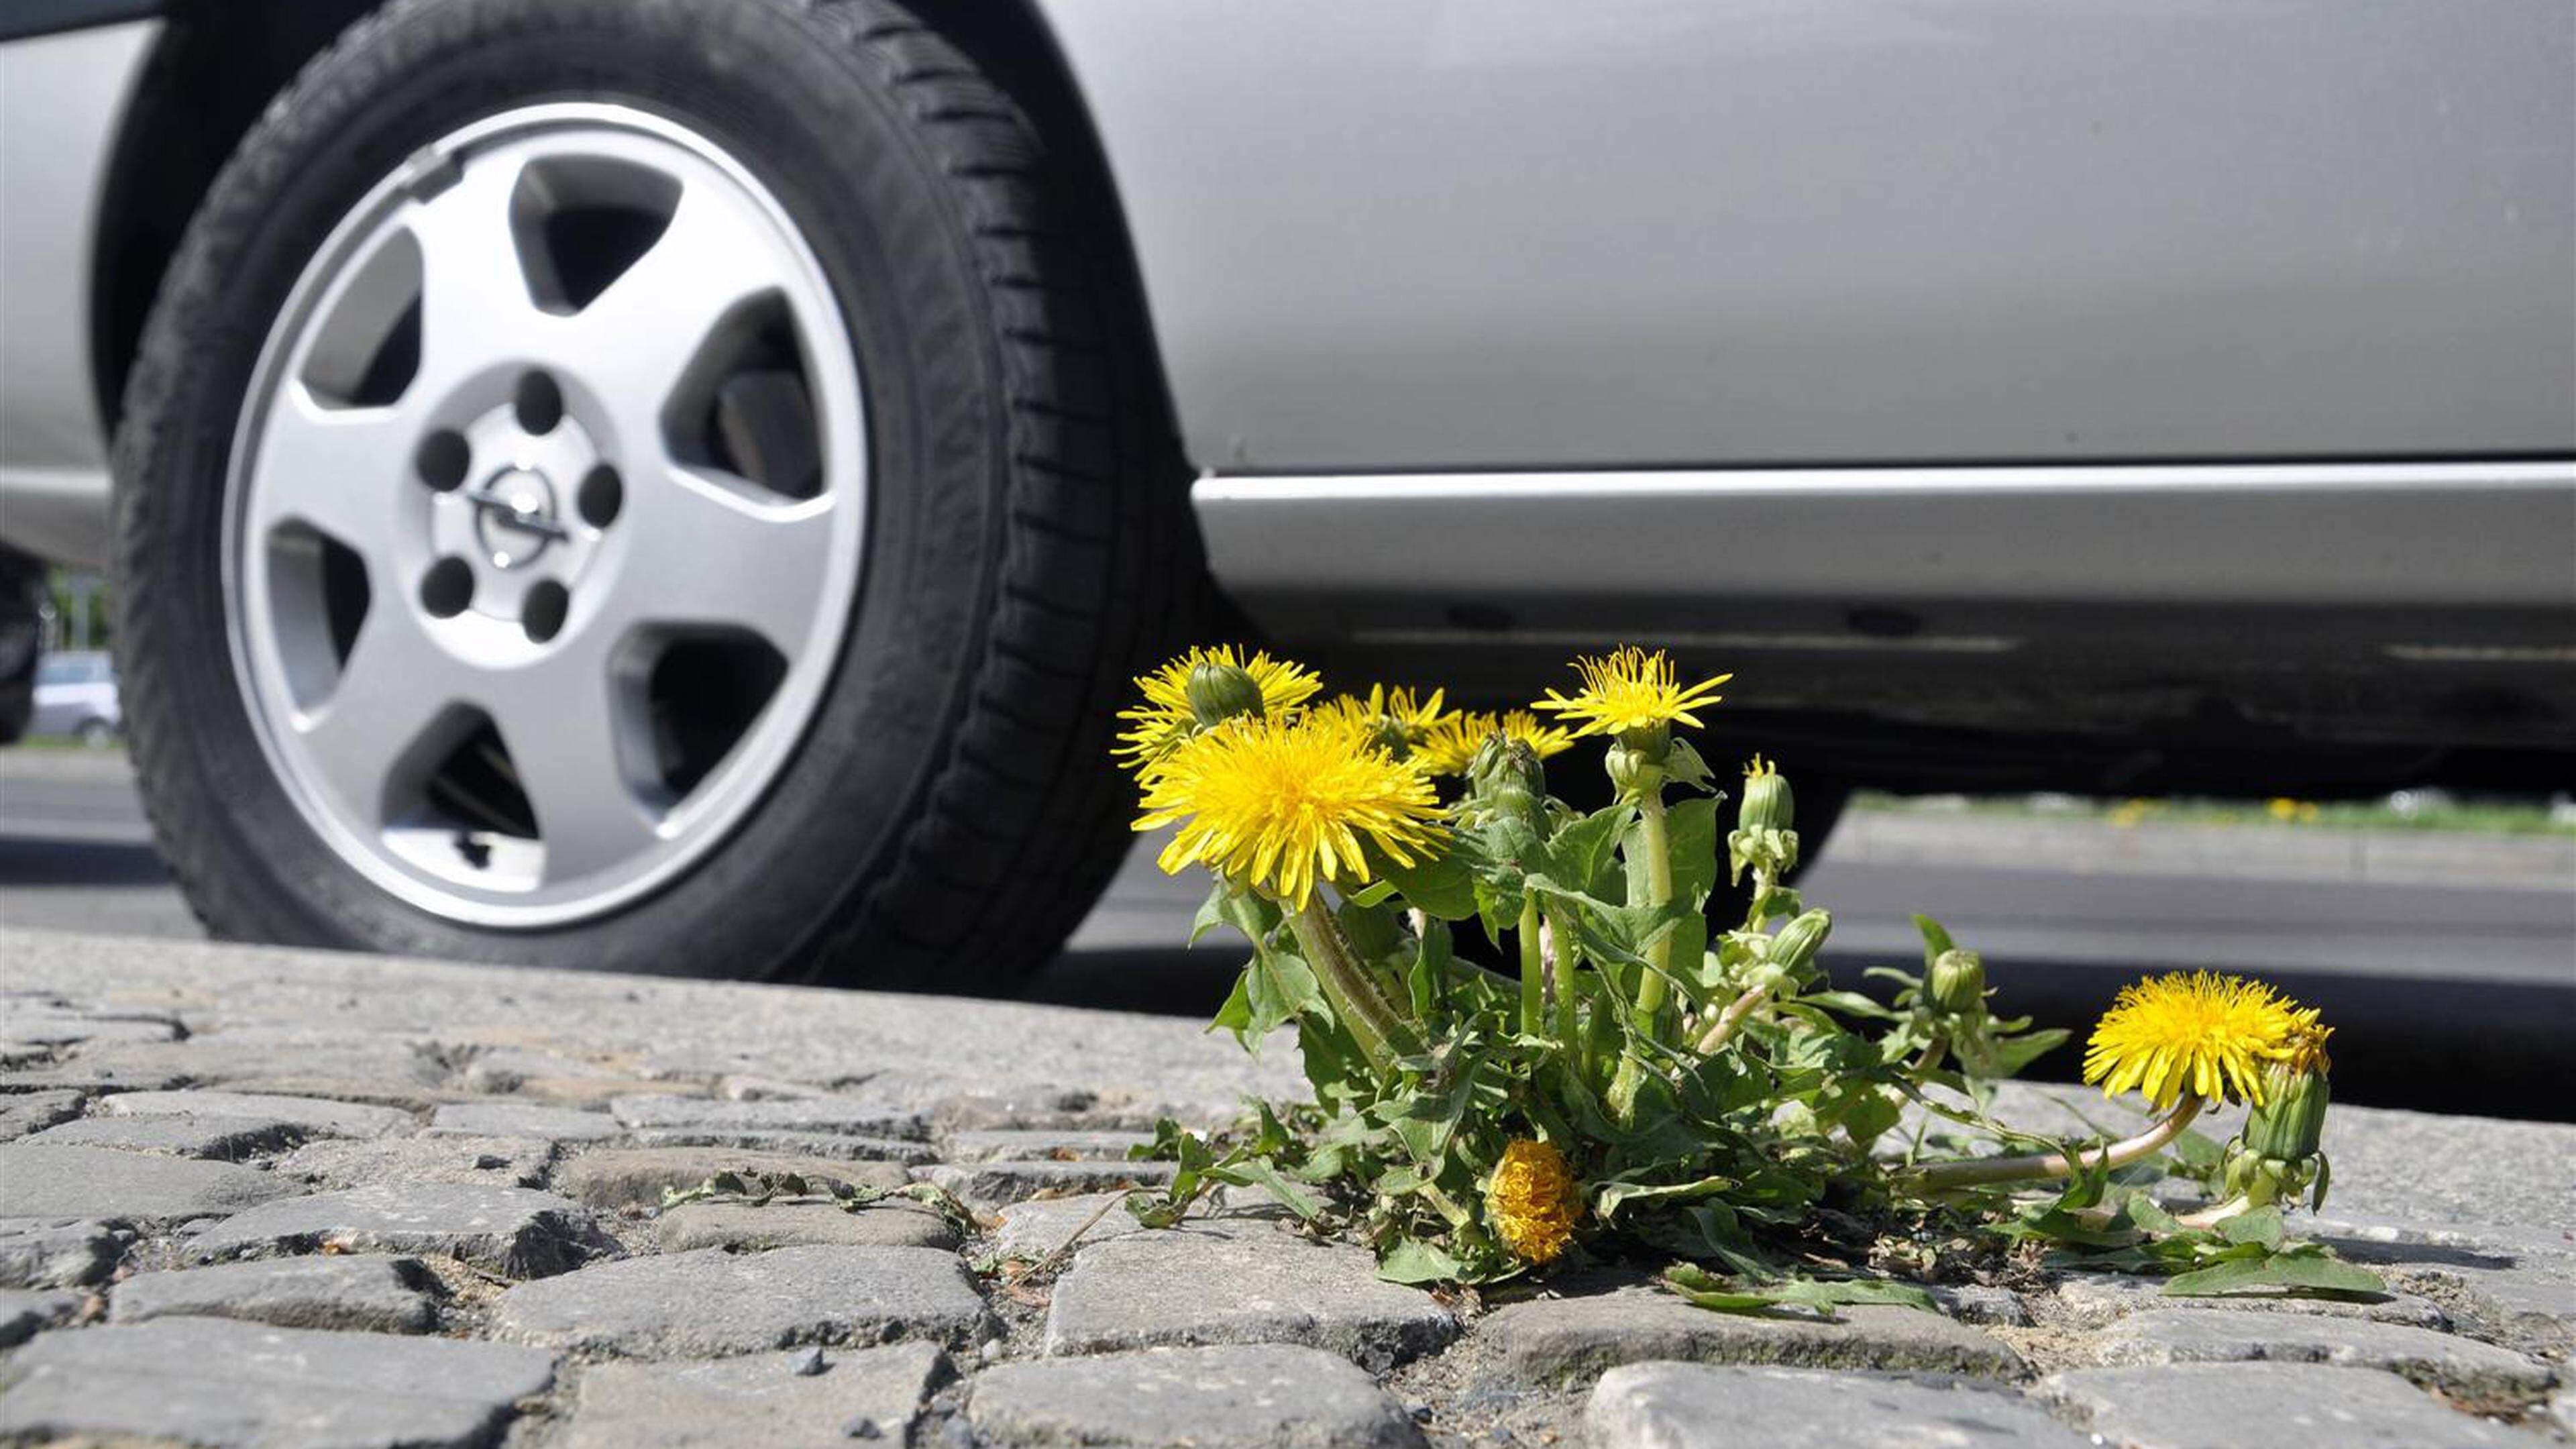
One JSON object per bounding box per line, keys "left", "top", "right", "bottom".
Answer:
{"left": 1195, "top": 461, "right": 2576, "bottom": 639}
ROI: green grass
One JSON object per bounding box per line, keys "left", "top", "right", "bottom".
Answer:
{"left": 3, "top": 735, "right": 123, "bottom": 753}
{"left": 1850, "top": 790, "right": 2576, "bottom": 837}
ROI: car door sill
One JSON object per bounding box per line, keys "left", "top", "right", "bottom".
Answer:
{"left": 1193, "top": 460, "right": 2576, "bottom": 641}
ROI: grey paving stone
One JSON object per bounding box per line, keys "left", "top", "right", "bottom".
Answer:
{"left": 1587, "top": 1362, "right": 2090, "bottom": 1449}
{"left": 111, "top": 1254, "right": 440, "bottom": 1333}
{"left": 916, "top": 1082, "right": 1136, "bottom": 1132}
{"left": 100, "top": 1087, "right": 415, "bottom": 1136}
{"left": 970, "top": 1344, "right": 1427, "bottom": 1448}
{"left": 0, "top": 1061, "right": 192, "bottom": 1093}
{"left": 559, "top": 1342, "right": 947, "bottom": 1449}
{"left": 2317, "top": 1232, "right": 2576, "bottom": 1352}
{"left": 2041, "top": 1362, "right": 2553, "bottom": 1448}
{"left": 987, "top": 1187, "right": 1282, "bottom": 1260}
{"left": 492, "top": 1245, "right": 994, "bottom": 1356}
{"left": 0, "top": 1087, "right": 83, "bottom": 1142}
{"left": 1927, "top": 1283, "right": 2031, "bottom": 1328}
{"left": 990, "top": 1191, "right": 1152, "bottom": 1260}
{"left": 943, "top": 1128, "right": 1159, "bottom": 1162}
{"left": 716, "top": 1072, "right": 835, "bottom": 1101}
{"left": 2304, "top": 1214, "right": 2576, "bottom": 1260}
{"left": 46, "top": 1028, "right": 444, "bottom": 1094}
{"left": 1044, "top": 1219, "right": 1456, "bottom": 1371}
{"left": 629, "top": 1126, "right": 937, "bottom": 1163}
{"left": 20, "top": 1111, "right": 310, "bottom": 1160}
{"left": 0, "top": 1287, "right": 83, "bottom": 1346}
{"left": 425, "top": 1100, "right": 621, "bottom": 1142}
{"left": 496, "top": 1075, "right": 678, "bottom": 1109}
{"left": 0, "top": 1008, "right": 181, "bottom": 1046}
{"left": 275, "top": 1133, "right": 556, "bottom": 1190}
{"left": 0, "top": 1217, "right": 124, "bottom": 1287}
{"left": 1477, "top": 1281, "right": 2025, "bottom": 1388}
{"left": 550, "top": 1146, "right": 910, "bottom": 1210}
{"left": 927, "top": 1159, "right": 1180, "bottom": 1210}
{"left": 2296, "top": 1106, "right": 2575, "bottom": 1234}
{"left": 217, "top": 1077, "right": 449, "bottom": 1110}
{"left": 654, "top": 1199, "right": 961, "bottom": 1252}
{"left": 190, "top": 1182, "right": 615, "bottom": 1277}
{"left": 0, "top": 1143, "right": 291, "bottom": 1223}
{"left": 459, "top": 1046, "right": 635, "bottom": 1091}
{"left": 2052, "top": 1270, "right": 2451, "bottom": 1330}
{"left": 0, "top": 1315, "right": 556, "bottom": 1449}
{"left": 2092, "top": 1307, "right": 2554, "bottom": 1395}
{"left": 611, "top": 1092, "right": 929, "bottom": 1141}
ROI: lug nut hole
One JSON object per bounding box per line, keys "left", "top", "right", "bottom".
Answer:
{"left": 523, "top": 580, "right": 570, "bottom": 643}
{"left": 578, "top": 464, "right": 624, "bottom": 529}
{"left": 415, "top": 431, "right": 470, "bottom": 492}
{"left": 515, "top": 370, "right": 564, "bottom": 435}
{"left": 420, "top": 557, "right": 475, "bottom": 619}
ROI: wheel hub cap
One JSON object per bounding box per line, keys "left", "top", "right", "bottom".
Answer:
{"left": 223, "top": 104, "right": 869, "bottom": 928}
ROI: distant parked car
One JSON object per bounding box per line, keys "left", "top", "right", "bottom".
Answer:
{"left": 30, "top": 651, "right": 121, "bottom": 746}
{"left": 0, "top": 1, "right": 2568, "bottom": 988}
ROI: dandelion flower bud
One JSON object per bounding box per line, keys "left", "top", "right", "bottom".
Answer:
{"left": 1739, "top": 755, "right": 1795, "bottom": 835}
{"left": 1928, "top": 949, "right": 1988, "bottom": 1014}
{"left": 1605, "top": 741, "right": 1664, "bottom": 802}
{"left": 1467, "top": 735, "right": 1549, "bottom": 826}
{"left": 2242, "top": 1038, "right": 2331, "bottom": 1166}
{"left": 1186, "top": 660, "right": 1269, "bottom": 727}
{"left": 1766, "top": 909, "right": 1832, "bottom": 979}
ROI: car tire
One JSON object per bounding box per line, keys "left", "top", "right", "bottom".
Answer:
{"left": 75, "top": 718, "right": 119, "bottom": 750}
{"left": 0, "top": 546, "right": 39, "bottom": 746}
{"left": 112, "top": 0, "right": 1193, "bottom": 986}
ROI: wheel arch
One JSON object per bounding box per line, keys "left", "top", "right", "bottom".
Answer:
{"left": 89, "top": 0, "right": 1187, "bottom": 472}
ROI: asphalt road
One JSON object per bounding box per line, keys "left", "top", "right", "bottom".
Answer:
{"left": 5, "top": 749, "right": 2570, "bottom": 1118}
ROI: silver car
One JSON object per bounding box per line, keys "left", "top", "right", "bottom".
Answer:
{"left": 2, "top": 1, "right": 2569, "bottom": 986}
{"left": 30, "top": 650, "right": 122, "bottom": 746}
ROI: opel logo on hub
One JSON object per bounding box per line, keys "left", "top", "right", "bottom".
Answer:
{"left": 466, "top": 466, "right": 568, "bottom": 570}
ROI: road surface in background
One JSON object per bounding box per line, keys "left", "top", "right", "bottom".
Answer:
{"left": 4, "top": 749, "right": 2569, "bottom": 1118}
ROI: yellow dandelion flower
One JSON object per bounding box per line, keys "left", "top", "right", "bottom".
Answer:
{"left": 2082, "top": 971, "right": 2316, "bottom": 1110}
{"left": 1487, "top": 1138, "right": 1581, "bottom": 1265}
{"left": 1134, "top": 711, "right": 1445, "bottom": 911}
{"left": 1114, "top": 646, "right": 1322, "bottom": 771}
{"left": 1417, "top": 710, "right": 1578, "bottom": 776}
{"left": 1534, "top": 646, "right": 1731, "bottom": 740}
{"left": 1310, "top": 684, "right": 1452, "bottom": 759}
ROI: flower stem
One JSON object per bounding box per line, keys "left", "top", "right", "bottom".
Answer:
{"left": 1631, "top": 790, "right": 1678, "bottom": 1040}
{"left": 1693, "top": 983, "right": 1771, "bottom": 1055}
{"left": 1909, "top": 1095, "right": 2204, "bottom": 1191}
{"left": 1517, "top": 898, "right": 1546, "bottom": 1036}
{"left": 2176, "top": 1193, "right": 2257, "bottom": 1231}
{"left": 1609, "top": 788, "right": 1678, "bottom": 1121}
{"left": 1546, "top": 909, "right": 1582, "bottom": 1073}
{"left": 1285, "top": 897, "right": 1419, "bottom": 1077}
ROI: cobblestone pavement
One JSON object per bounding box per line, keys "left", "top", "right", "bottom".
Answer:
{"left": 0, "top": 928, "right": 2568, "bottom": 1448}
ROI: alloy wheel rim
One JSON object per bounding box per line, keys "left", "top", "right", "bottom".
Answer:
{"left": 223, "top": 103, "right": 868, "bottom": 928}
